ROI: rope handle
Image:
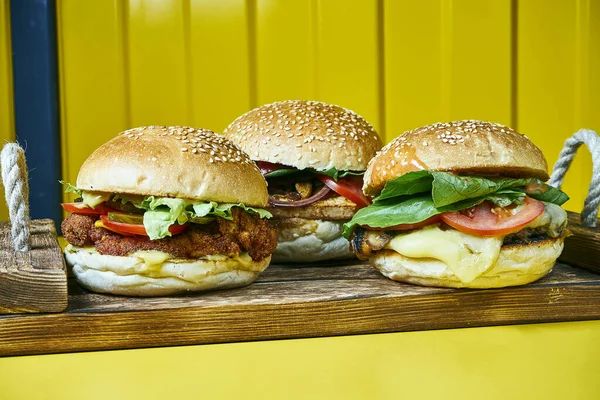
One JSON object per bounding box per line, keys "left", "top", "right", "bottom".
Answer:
{"left": 1, "top": 143, "right": 30, "bottom": 252}
{"left": 548, "top": 129, "right": 600, "bottom": 228}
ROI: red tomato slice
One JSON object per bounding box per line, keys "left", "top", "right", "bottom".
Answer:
{"left": 316, "top": 175, "right": 370, "bottom": 208}
{"left": 440, "top": 197, "right": 544, "bottom": 236}
{"left": 363, "top": 215, "right": 442, "bottom": 231}
{"left": 257, "top": 161, "right": 286, "bottom": 176}
{"left": 99, "top": 215, "right": 188, "bottom": 237}
{"left": 61, "top": 202, "right": 115, "bottom": 215}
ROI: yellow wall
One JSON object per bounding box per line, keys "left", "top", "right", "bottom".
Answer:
{"left": 0, "top": 0, "right": 14, "bottom": 220}
{"left": 2, "top": 321, "right": 600, "bottom": 399}
{"left": 0, "top": 2, "right": 595, "bottom": 396}
{"left": 57, "top": 0, "right": 600, "bottom": 212}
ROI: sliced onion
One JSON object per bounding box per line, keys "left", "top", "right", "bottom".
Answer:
{"left": 268, "top": 185, "right": 331, "bottom": 207}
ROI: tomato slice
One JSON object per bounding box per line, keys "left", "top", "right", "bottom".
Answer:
{"left": 362, "top": 215, "right": 442, "bottom": 231}
{"left": 99, "top": 214, "right": 188, "bottom": 237}
{"left": 316, "top": 175, "right": 370, "bottom": 208}
{"left": 440, "top": 197, "right": 544, "bottom": 236}
{"left": 257, "top": 161, "right": 285, "bottom": 176}
{"left": 61, "top": 202, "right": 115, "bottom": 215}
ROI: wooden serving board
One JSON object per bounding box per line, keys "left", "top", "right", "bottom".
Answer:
{"left": 1, "top": 259, "right": 599, "bottom": 357}
{"left": 0, "top": 219, "right": 67, "bottom": 313}
{"left": 559, "top": 211, "right": 600, "bottom": 274}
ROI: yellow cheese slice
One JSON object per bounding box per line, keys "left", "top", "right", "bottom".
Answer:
{"left": 82, "top": 191, "right": 111, "bottom": 208}
{"left": 384, "top": 225, "right": 503, "bottom": 284}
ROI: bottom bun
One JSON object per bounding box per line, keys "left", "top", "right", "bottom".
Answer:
{"left": 371, "top": 238, "right": 564, "bottom": 289}
{"left": 271, "top": 218, "right": 355, "bottom": 263}
{"left": 65, "top": 245, "right": 270, "bottom": 296}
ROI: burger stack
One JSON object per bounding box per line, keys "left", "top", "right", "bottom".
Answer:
{"left": 60, "top": 105, "right": 569, "bottom": 296}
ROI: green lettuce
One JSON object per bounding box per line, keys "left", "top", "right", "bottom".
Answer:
{"left": 113, "top": 195, "right": 272, "bottom": 240}
{"left": 60, "top": 182, "right": 272, "bottom": 240}
{"left": 59, "top": 180, "right": 82, "bottom": 198}
{"left": 265, "top": 166, "right": 363, "bottom": 181}
{"left": 343, "top": 171, "right": 568, "bottom": 238}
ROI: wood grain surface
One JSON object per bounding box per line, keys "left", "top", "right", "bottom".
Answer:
{"left": 558, "top": 212, "right": 600, "bottom": 274}
{"left": 1, "top": 259, "right": 599, "bottom": 357}
{"left": 0, "top": 219, "right": 67, "bottom": 313}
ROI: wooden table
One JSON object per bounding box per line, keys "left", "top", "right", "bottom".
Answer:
{"left": 2, "top": 259, "right": 600, "bottom": 357}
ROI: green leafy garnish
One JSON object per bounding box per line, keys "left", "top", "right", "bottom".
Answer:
{"left": 60, "top": 182, "right": 272, "bottom": 240}
{"left": 114, "top": 195, "right": 273, "bottom": 240}
{"left": 265, "top": 166, "right": 364, "bottom": 181}
{"left": 343, "top": 171, "right": 568, "bottom": 238}
{"left": 59, "top": 180, "right": 82, "bottom": 197}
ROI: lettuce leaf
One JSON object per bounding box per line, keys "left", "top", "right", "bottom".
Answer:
{"left": 376, "top": 171, "right": 568, "bottom": 207}
{"left": 343, "top": 171, "right": 569, "bottom": 238}
{"left": 59, "top": 180, "right": 83, "bottom": 198}
{"left": 62, "top": 186, "right": 272, "bottom": 240}
{"left": 265, "top": 166, "right": 364, "bottom": 181}
{"left": 118, "top": 196, "right": 273, "bottom": 240}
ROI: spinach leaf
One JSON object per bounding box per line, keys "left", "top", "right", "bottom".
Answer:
{"left": 265, "top": 166, "right": 364, "bottom": 181}
{"left": 343, "top": 196, "right": 440, "bottom": 237}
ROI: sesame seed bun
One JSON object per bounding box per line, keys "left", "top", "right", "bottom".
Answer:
{"left": 363, "top": 120, "right": 549, "bottom": 196}
{"left": 370, "top": 238, "right": 564, "bottom": 289}
{"left": 224, "top": 100, "right": 383, "bottom": 171}
{"left": 76, "top": 126, "right": 268, "bottom": 207}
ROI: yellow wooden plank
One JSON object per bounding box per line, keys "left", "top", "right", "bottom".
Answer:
{"left": 127, "top": 0, "right": 191, "bottom": 127}
{"left": 574, "top": 0, "right": 598, "bottom": 215}
{"left": 1, "top": 321, "right": 600, "bottom": 399}
{"left": 189, "top": 0, "right": 252, "bottom": 132}
{"left": 384, "top": 0, "right": 512, "bottom": 141}
{"left": 313, "top": 0, "right": 381, "bottom": 134}
{"left": 383, "top": 0, "right": 443, "bottom": 142}
{"left": 517, "top": 0, "right": 588, "bottom": 212}
{"left": 255, "top": 0, "right": 314, "bottom": 105}
{"left": 57, "top": 0, "right": 129, "bottom": 202}
{"left": 445, "top": 0, "right": 513, "bottom": 125}
{"left": 0, "top": 0, "right": 15, "bottom": 220}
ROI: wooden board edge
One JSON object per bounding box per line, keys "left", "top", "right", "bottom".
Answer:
{"left": 0, "top": 268, "right": 68, "bottom": 313}
{"left": 559, "top": 211, "right": 600, "bottom": 274}
{"left": 2, "top": 283, "right": 600, "bottom": 357}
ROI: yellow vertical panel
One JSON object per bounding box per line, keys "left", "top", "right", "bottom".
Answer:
{"left": 255, "top": 0, "right": 314, "bottom": 105}
{"left": 2, "top": 322, "right": 600, "bottom": 399}
{"left": 446, "top": 0, "right": 512, "bottom": 125}
{"left": 314, "top": 0, "right": 381, "bottom": 134}
{"left": 517, "top": 1, "right": 586, "bottom": 212}
{"left": 383, "top": 1, "right": 443, "bottom": 142}
{"left": 0, "top": 0, "right": 14, "bottom": 220}
{"left": 575, "top": 0, "right": 599, "bottom": 213}
{"left": 189, "top": 0, "right": 252, "bottom": 132}
{"left": 127, "top": 0, "right": 190, "bottom": 127}
{"left": 57, "top": 0, "right": 128, "bottom": 202}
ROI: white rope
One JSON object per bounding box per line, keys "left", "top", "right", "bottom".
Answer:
{"left": 1, "top": 143, "right": 30, "bottom": 252}
{"left": 548, "top": 129, "right": 600, "bottom": 228}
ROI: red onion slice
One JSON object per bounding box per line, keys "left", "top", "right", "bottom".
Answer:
{"left": 268, "top": 185, "right": 331, "bottom": 207}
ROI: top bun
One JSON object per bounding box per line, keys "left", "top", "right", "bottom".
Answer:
{"left": 76, "top": 126, "right": 268, "bottom": 207}
{"left": 224, "top": 100, "right": 383, "bottom": 171}
{"left": 363, "top": 120, "right": 549, "bottom": 196}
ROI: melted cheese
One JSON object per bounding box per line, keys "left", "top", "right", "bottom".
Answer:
{"left": 384, "top": 225, "right": 503, "bottom": 284}
{"left": 525, "top": 202, "right": 567, "bottom": 237}
{"left": 131, "top": 250, "right": 172, "bottom": 272}
{"left": 126, "top": 250, "right": 257, "bottom": 275}
{"left": 82, "top": 191, "right": 111, "bottom": 208}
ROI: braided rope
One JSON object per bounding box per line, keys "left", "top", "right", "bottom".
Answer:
{"left": 1, "top": 143, "right": 30, "bottom": 252}
{"left": 548, "top": 129, "right": 600, "bottom": 228}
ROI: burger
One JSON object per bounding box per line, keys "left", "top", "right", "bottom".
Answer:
{"left": 60, "top": 126, "right": 278, "bottom": 296}
{"left": 224, "top": 100, "right": 383, "bottom": 262}
{"left": 344, "top": 120, "right": 569, "bottom": 288}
